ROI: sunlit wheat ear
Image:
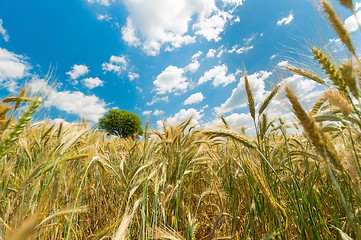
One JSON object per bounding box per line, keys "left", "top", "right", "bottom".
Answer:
{"left": 203, "top": 129, "right": 256, "bottom": 149}
{"left": 0, "top": 98, "right": 42, "bottom": 158}
{"left": 258, "top": 83, "right": 282, "bottom": 116}
{"left": 0, "top": 103, "right": 11, "bottom": 120}
{"left": 312, "top": 48, "right": 346, "bottom": 91}
{"left": 322, "top": 0, "right": 356, "bottom": 56}
{"left": 341, "top": 61, "right": 359, "bottom": 98}
{"left": 338, "top": 0, "right": 354, "bottom": 11}
{"left": 286, "top": 66, "right": 325, "bottom": 85}
{"left": 286, "top": 86, "right": 326, "bottom": 157}
{"left": 310, "top": 96, "right": 327, "bottom": 116}
{"left": 244, "top": 75, "right": 256, "bottom": 120}
{"left": 324, "top": 89, "right": 352, "bottom": 115}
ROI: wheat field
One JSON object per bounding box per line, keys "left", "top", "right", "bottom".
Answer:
{"left": 1, "top": 1, "right": 361, "bottom": 239}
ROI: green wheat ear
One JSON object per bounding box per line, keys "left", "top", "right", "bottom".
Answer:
{"left": 0, "top": 98, "right": 42, "bottom": 158}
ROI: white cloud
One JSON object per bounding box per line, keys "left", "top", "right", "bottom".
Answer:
{"left": 128, "top": 72, "right": 140, "bottom": 81}
{"left": 142, "top": 110, "right": 152, "bottom": 116}
{"left": 328, "top": 38, "right": 345, "bottom": 53}
{"left": 185, "top": 61, "right": 200, "bottom": 73}
{"left": 121, "top": 18, "right": 141, "bottom": 47}
{"left": 102, "top": 55, "right": 127, "bottom": 75}
{"left": 82, "top": 77, "right": 103, "bottom": 89}
{"left": 97, "top": 14, "right": 112, "bottom": 21}
{"left": 0, "top": 48, "right": 28, "bottom": 81}
{"left": 87, "top": 0, "right": 111, "bottom": 6}
{"left": 184, "top": 92, "right": 205, "bottom": 105}
{"left": 153, "top": 109, "right": 165, "bottom": 116}
{"left": 198, "top": 64, "right": 235, "bottom": 87}
{"left": 0, "top": 48, "right": 29, "bottom": 92}
{"left": 222, "top": 0, "right": 245, "bottom": 6}
{"left": 153, "top": 65, "right": 190, "bottom": 94}
{"left": 344, "top": 11, "right": 361, "bottom": 33}
{"left": 192, "top": 51, "right": 203, "bottom": 60}
{"left": 66, "top": 64, "right": 89, "bottom": 80}
{"left": 215, "top": 71, "right": 272, "bottom": 114}
{"left": 277, "top": 60, "right": 288, "bottom": 67}
{"left": 48, "top": 118, "right": 71, "bottom": 127}
{"left": 28, "top": 78, "right": 107, "bottom": 122}
{"left": 0, "top": 19, "right": 9, "bottom": 42}
{"left": 356, "top": 2, "right": 361, "bottom": 11}
{"left": 157, "top": 108, "right": 203, "bottom": 129}
{"left": 146, "top": 95, "right": 169, "bottom": 106}
{"left": 193, "top": 10, "right": 233, "bottom": 42}
{"left": 204, "top": 113, "right": 254, "bottom": 133}
{"left": 206, "top": 49, "right": 216, "bottom": 58}
{"left": 121, "top": 0, "right": 241, "bottom": 55}
{"left": 277, "top": 12, "right": 294, "bottom": 26}
{"left": 229, "top": 45, "right": 254, "bottom": 54}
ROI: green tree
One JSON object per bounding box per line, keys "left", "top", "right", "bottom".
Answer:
{"left": 98, "top": 109, "right": 143, "bottom": 138}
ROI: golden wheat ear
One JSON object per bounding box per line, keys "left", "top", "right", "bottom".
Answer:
{"left": 258, "top": 83, "right": 282, "bottom": 116}
{"left": 244, "top": 75, "right": 256, "bottom": 121}
{"left": 338, "top": 0, "right": 354, "bottom": 11}
{"left": 322, "top": 0, "right": 356, "bottom": 56}
{"left": 312, "top": 48, "right": 346, "bottom": 91}
{"left": 341, "top": 61, "right": 359, "bottom": 98}
{"left": 286, "top": 66, "right": 325, "bottom": 85}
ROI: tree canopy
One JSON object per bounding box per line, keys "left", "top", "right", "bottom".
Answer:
{"left": 98, "top": 109, "right": 143, "bottom": 138}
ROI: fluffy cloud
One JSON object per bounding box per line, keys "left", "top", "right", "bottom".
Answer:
{"left": 277, "top": 12, "right": 294, "bottom": 26}
{"left": 204, "top": 112, "right": 254, "bottom": 133}
{"left": 277, "top": 60, "right": 288, "bottom": 67}
{"left": 121, "top": 0, "right": 242, "bottom": 55}
{"left": 87, "top": 0, "right": 111, "bottom": 6}
{"left": 121, "top": 18, "right": 141, "bottom": 47}
{"left": 28, "top": 78, "right": 107, "bottom": 122}
{"left": 0, "top": 48, "right": 28, "bottom": 81}
{"left": 146, "top": 95, "right": 169, "bottom": 106}
{"left": 153, "top": 109, "right": 165, "bottom": 116}
{"left": 102, "top": 55, "right": 127, "bottom": 75}
{"left": 0, "top": 48, "right": 29, "bottom": 92}
{"left": 222, "top": 0, "right": 245, "bottom": 5}
{"left": 142, "top": 110, "right": 152, "bottom": 116}
{"left": 157, "top": 108, "right": 203, "bottom": 129}
{"left": 66, "top": 64, "right": 89, "bottom": 80}
{"left": 82, "top": 77, "right": 103, "bottom": 89}
{"left": 206, "top": 49, "right": 217, "bottom": 58}
{"left": 128, "top": 72, "right": 140, "bottom": 81}
{"left": 193, "top": 10, "right": 233, "bottom": 42}
{"left": 344, "top": 11, "right": 361, "bottom": 33}
{"left": 328, "top": 38, "right": 345, "bottom": 53}
{"left": 356, "top": 2, "right": 361, "bottom": 11}
{"left": 153, "top": 65, "right": 189, "bottom": 94}
{"left": 97, "top": 14, "right": 112, "bottom": 21}
{"left": 198, "top": 64, "right": 235, "bottom": 87}
{"left": 143, "top": 109, "right": 165, "bottom": 117}
{"left": 0, "top": 19, "right": 9, "bottom": 42}
{"left": 215, "top": 71, "right": 272, "bottom": 114}
{"left": 184, "top": 92, "right": 205, "bottom": 105}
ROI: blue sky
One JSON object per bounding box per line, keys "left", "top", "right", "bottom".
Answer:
{"left": 0, "top": 0, "right": 360, "bottom": 132}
